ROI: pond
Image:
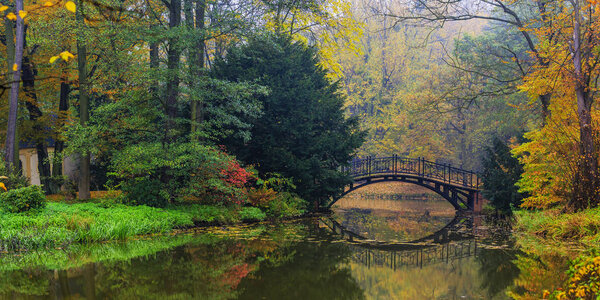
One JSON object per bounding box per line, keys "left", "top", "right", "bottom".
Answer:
{"left": 0, "top": 184, "right": 568, "bottom": 299}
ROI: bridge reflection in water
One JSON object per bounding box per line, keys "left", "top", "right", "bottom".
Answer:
{"left": 320, "top": 215, "right": 478, "bottom": 270}
{"left": 350, "top": 240, "right": 477, "bottom": 270}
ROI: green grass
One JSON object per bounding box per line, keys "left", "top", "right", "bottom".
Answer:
{"left": 0, "top": 202, "right": 270, "bottom": 251}
{"left": 514, "top": 207, "right": 600, "bottom": 254}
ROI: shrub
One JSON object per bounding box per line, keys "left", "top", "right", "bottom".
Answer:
{"left": 0, "top": 186, "right": 46, "bottom": 213}
{"left": 0, "top": 161, "right": 29, "bottom": 190}
{"left": 247, "top": 187, "right": 278, "bottom": 207}
{"left": 549, "top": 254, "right": 600, "bottom": 299}
{"left": 111, "top": 142, "right": 254, "bottom": 207}
{"left": 238, "top": 207, "right": 267, "bottom": 222}
{"left": 265, "top": 192, "right": 306, "bottom": 218}
{"left": 121, "top": 178, "right": 169, "bottom": 207}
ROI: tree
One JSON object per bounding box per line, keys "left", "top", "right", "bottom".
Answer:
{"left": 4, "top": 0, "right": 24, "bottom": 172}
{"left": 213, "top": 34, "right": 365, "bottom": 207}
{"left": 481, "top": 137, "right": 525, "bottom": 213}
{"left": 383, "top": 0, "right": 558, "bottom": 121}
{"left": 76, "top": 0, "right": 90, "bottom": 199}
{"left": 515, "top": 0, "right": 600, "bottom": 210}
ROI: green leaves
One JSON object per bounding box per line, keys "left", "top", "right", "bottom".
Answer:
{"left": 0, "top": 186, "right": 47, "bottom": 213}
{"left": 213, "top": 34, "right": 365, "bottom": 206}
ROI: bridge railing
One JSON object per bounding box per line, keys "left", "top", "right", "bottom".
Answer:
{"left": 343, "top": 155, "right": 480, "bottom": 189}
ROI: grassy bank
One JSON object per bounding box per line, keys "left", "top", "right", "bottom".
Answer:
{"left": 514, "top": 207, "right": 600, "bottom": 254}
{"left": 511, "top": 208, "right": 600, "bottom": 299}
{"left": 0, "top": 202, "right": 277, "bottom": 251}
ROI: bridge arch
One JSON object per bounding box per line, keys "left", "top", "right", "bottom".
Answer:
{"left": 329, "top": 156, "right": 482, "bottom": 211}
{"left": 321, "top": 214, "right": 473, "bottom": 247}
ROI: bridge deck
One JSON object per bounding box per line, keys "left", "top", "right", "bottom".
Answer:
{"left": 344, "top": 156, "right": 480, "bottom": 190}
{"left": 350, "top": 173, "right": 480, "bottom": 192}
{"left": 334, "top": 156, "right": 482, "bottom": 210}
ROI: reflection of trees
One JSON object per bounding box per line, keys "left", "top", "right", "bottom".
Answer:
{"left": 237, "top": 241, "right": 365, "bottom": 300}
{"left": 93, "top": 240, "right": 274, "bottom": 299}
{"left": 0, "top": 269, "right": 50, "bottom": 296}
{"left": 507, "top": 254, "right": 570, "bottom": 300}
{"left": 476, "top": 248, "right": 521, "bottom": 298}
{"left": 0, "top": 221, "right": 363, "bottom": 300}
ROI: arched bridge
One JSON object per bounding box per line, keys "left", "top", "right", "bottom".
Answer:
{"left": 330, "top": 156, "right": 482, "bottom": 211}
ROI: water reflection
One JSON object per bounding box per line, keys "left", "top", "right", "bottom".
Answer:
{"left": 0, "top": 211, "right": 526, "bottom": 300}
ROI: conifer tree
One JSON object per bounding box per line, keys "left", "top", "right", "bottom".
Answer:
{"left": 213, "top": 34, "right": 365, "bottom": 207}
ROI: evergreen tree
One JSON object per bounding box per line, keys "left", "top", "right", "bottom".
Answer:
{"left": 481, "top": 137, "right": 525, "bottom": 214}
{"left": 213, "top": 34, "right": 365, "bottom": 207}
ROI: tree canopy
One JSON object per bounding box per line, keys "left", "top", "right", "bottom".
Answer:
{"left": 213, "top": 35, "right": 365, "bottom": 206}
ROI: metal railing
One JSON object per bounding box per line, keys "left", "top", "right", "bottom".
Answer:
{"left": 343, "top": 156, "right": 480, "bottom": 189}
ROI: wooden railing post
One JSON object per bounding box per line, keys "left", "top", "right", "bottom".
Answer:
{"left": 443, "top": 164, "right": 447, "bottom": 183}
{"left": 393, "top": 154, "right": 397, "bottom": 175}
{"left": 367, "top": 156, "right": 371, "bottom": 177}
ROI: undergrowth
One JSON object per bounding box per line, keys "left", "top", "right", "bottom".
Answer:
{"left": 0, "top": 202, "right": 271, "bottom": 251}
{"left": 514, "top": 207, "right": 600, "bottom": 254}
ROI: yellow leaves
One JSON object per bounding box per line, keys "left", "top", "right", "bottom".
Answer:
{"left": 0, "top": 182, "right": 6, "bottom": 192}
{"left": 65, "top": 1, "right": 76, "bottom": 13}
{"left": 42, "top": 1, "right": 53, "bottom": 7}
{"left": 59, "top": 51, "right": 74, "bottom": 61}
{"left": 4, "top": 10, "right": 26, "bottom": 20}
{"left": 49, "top": 51, "right": 75, "bottom": 64}
{"left": 12, "top": 63, "right": 17, "bottom": 71}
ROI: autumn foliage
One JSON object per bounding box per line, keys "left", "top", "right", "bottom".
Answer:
{"left": 514, "top": 0, "right": 600, "bottom": 210}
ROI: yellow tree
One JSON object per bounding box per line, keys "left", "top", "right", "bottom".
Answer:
{"left": 517, "top": 0, "right": 600, "bottom": 209}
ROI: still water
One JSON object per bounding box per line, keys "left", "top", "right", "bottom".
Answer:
{"left": 0, "top": 190, "right": 538, "bottom": 299}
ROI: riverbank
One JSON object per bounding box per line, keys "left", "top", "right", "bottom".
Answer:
{"left": 514, "top": 207, "right": 600, "bottom": 254}
{"left": 0, "top": 201, "right": 305, "bottom": 251}
{"left": 510, "top": 207, "right": 600, "bottom": 299}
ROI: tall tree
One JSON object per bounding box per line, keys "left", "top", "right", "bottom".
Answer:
{"left": 77, "top": 0, "right": 90, "bottom": 199}
{"left": 4, "top": 0, "right": 24, "bottom": 171}
{"left": 214, "top": 34, "right": 365, "bottom": 206}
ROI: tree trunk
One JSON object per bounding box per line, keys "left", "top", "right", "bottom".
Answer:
{"left": 149, "top": 5, "right": 159, "bottom": 102}
{"left": 539, "top": 93, "right": 550, "bottom": 124}
{"left": 4, "top": 0, "right": 24, "bottom": 172}
{"left": 188, "top": 0, "right": 205, "bottom": 139}
{"left": 3, "top": 18, "right": 20, "bottom": 171}
{"left": 52, "top": 67, "right": 71, "bottom": 178}
{"left": 165, "top": 0, "right": 181, "bottom": 141}
{"left": 571, "top": 0, "right": 598, "bottom": 210}
{"left": 21, "top": 29, "right": 57, "bottom": 193}
{"left": 77, "top": 0, "right": 91, "bottom": 199}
